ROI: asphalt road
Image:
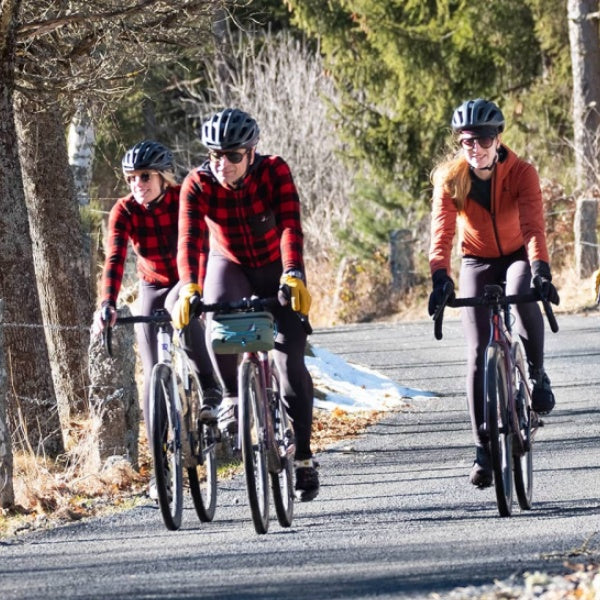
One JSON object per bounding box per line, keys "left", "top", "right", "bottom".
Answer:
{"left": 2, "top": 312, "right": 600, "bottom": 599}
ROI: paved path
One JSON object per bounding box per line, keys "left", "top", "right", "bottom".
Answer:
{"left": 2, "top": 313, "right": 599, "bottom": 599}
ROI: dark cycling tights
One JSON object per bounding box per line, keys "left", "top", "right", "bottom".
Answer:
{"left": 459, "top": 248, "right": 545, "bottom": 447}
{"left": 202, "top": 253, "right": 315, "bottom": 461}
{"left": 139, "top": 281, "right": 216, "bottom": 443}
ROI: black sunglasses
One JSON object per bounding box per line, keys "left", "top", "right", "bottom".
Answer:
{"left": 208, "top": 149, "right": 247, "bottom": 164}
{"left": 459, "top": 136, "right": 496, "bottom": 149}
{"left": 125, "top": 172, "right": 155, "bottom": 185}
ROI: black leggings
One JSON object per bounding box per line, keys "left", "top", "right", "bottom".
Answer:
{"left": 202, "top": 254, "right": 315, "bottom": 461}
{"left": 137, "top": 281, "right": 215, "bottom": 443}
{"left": 459, "top": 249, "right": 545, "bottom": 447}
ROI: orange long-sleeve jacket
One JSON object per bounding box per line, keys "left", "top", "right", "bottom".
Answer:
{"left": 429, "top": 145, "right": 550, "bottom": 276}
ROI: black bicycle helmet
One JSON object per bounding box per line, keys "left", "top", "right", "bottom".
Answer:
{"left": 201, "top": 108, "right": 260, "bottom": 150}
{"left": 451, "top": 99, "right": 505, "bottom": 133}
{"left": 122, "top": 140, "right": 174, "bottom": 172}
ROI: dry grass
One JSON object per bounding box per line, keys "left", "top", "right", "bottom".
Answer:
{"left": 0, "top": 405, "right": 382, "bottom": 538}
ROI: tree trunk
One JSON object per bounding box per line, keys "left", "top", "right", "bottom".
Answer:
{"left": 0, "top": 300, "right": 14, "bottom": 507}
{"left": 67, "top": 103, "right": 95, "bottom": 206}
{"left": 0, "top": 7, "right": 18, "bottom": 506}
{"left": 567, "top": 0, "right": 600, "bottom": 275}
{"left": 0, "top": 0, "right": 63, "bottom": 458}
{"left": 14, "top": 94, "right": 93, "bottom": 443}
{"left": 568, "top": 0, "right": 600, "bottom": 189}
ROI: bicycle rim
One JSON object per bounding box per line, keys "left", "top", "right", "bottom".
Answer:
{"left": 240, "top": 360, "right": 269, "bottom": 534}
{"left": 269, "top": 365, "right": 294, "bottom": 528}
{"left": 512, "top": 343, "right": 533, "bottom": 509}
{"left": 186, "top": 373, "right": 218, "bottom": 522}
{"left": 486, "top": 345, "right": 513, "bottom": 517}
{"left": 151, "top": 365, "right": 183, "bottom": 531}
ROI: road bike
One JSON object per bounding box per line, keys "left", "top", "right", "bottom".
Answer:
{"left": 195, "top": 296, "right": 299, "bottom": 534}
{"left": 102, "top": 308, "right": 219, "bottom": 530}
{"left": 432, "top": 284, "right": 558, "bottom": 517}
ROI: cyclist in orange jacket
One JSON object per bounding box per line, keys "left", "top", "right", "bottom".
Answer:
{"left": 171, "top": 109, "right": 319, "bottom": 501}
{"left": 428, "top": 99, "right": 559, "bottom": 488}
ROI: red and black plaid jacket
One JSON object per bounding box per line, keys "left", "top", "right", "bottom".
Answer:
{"left": 100, "top": 186, "right": 180, "bottom": 307}
{"left": 178, "top": 155, "right": 305, "bottom": 286}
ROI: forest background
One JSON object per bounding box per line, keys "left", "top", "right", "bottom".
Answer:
{"left": 0, "top": 0, "right": 599, "bottom": 524}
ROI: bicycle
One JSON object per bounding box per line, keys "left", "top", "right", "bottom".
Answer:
{"left": 102, "top": 307, "right": 219, "bottom": 531}
{"left": 194, "top": 296, "right": 302, "bottom": 535}
{"left": 432, "top": 283, "right": 558, "bottom": 517}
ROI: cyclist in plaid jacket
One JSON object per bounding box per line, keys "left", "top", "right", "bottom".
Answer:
{"left": 93, "top": 141, "right": 220, "bottom": 481}
{"left": 171, "top": 109, "right": 319, "bottom": 502}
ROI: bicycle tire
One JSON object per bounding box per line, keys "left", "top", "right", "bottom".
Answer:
{"left": 184, "top": 372, "right": 217, "bottom": 522}
{"left": 512, "top": 342, "right": 533, "bottom": 510}
{"left": 151, "top": 364, "right": 184, "bottom": 531}
{"left": 486, "top": 344, "right": 513, "bottom": 517}
{"left": 269, "top": 364, "right": 294, "bottom": 528}
{"left": 239, "top": 359, "right": 270, "bottom": 534}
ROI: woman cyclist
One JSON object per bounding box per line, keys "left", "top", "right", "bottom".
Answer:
{"left": 93, "top": 140, "right": 220, "bottom": 495}
{"left": 171, "top": 108, "right": 319, "bottom": 502}
{"left": 428, "top": 99, "right": 559, "bottom": 489}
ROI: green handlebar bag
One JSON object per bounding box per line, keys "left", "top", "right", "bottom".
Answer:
{"left": 210, "top": 311, "right": 275, "bottom": 354}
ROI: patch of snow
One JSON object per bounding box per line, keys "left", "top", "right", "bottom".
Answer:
{"left": 306, "top": 346, "right": 435, "bottom": 412}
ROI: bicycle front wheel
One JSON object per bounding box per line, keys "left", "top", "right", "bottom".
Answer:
{"left": 512, "top": 341, "right": 533, "bottom": 510}
{"left": 184, "top": 373, "right": 217, "bottom": 522}
{"left": 269, "top": 363, "right": 294, "bottom": 528}
{"left": 486, "top": 344, "right": 513, "bottom": 517}
{"left": 239, "top": 359, "right": 270, "bottom": 534}
{"left": 151, "top": 364, "right": 184, "bottom": 531}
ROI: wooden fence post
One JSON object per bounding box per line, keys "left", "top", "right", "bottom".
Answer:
{"left": 389, "top": 229, "right": 416, "bottom": 293}
{"left": 574, "top": 197, "right": 598, "bottom": 277}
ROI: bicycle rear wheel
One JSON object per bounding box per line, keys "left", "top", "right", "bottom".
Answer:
{"left": 184, "top": 373, "right": 217, "bottom": 522}
{"left": 269, "top": 364, "right": 294, "bottom": 528}
{"left": 151, "top": 364, "right": 183, "bottom": 531}
{"left": 486, "top": 344, "right": 513, "bottom": 517}
{"left": 239, "top": 359, "right": 270, "bottom": 534}
{"left": 512, "top": 342, "right": 533, "bottom": 510}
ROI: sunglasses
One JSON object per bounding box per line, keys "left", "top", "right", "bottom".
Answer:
{"left": 460, "top": 136, "right": 496, "bottom": 149}
{"left": 125, "top": 172, "right": 156, "bottom": 185}
{"left": 208, "top": 149, "right": 247, "bottom": 164}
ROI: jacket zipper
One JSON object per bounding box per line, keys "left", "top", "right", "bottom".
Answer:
{"left": 489, "top": 173, "right": 504, "bottom": 256}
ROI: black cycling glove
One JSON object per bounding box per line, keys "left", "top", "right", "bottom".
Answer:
{"left": 428, "top": 269, "right": 455, "bottom": 316}
{"left": 531, "top": 260, "right": 560, "bottom": 305}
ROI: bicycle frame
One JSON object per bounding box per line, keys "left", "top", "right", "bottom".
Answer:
{"left": 481, "top": 297, "right": 524, "bottom": 449}
{"left": 432, "top": 282, "right": 558, "bottom": 516}
{"left": 149, "top": 323, "right": 183, "bottom": 443}
{"left": 102, "top": 309, "right": 219, "bottom": 529}
{"left": 237, "top": 350, "right": 282, "bottom": 474}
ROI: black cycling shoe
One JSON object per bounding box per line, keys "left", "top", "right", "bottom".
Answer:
{"left": 530, "top": 368, "right": 555, "bottom": 415}
{"left": 294, "top": 458, "right": 320, "bottom": 502}
{"left": 469, "top": 446, "right": 493, "bottom": 488}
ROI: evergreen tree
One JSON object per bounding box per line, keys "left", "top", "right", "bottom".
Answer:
{"left": 284, "top": 0, "right": 544, "bottom": 248}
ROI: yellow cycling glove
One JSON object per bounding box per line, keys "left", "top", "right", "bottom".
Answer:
{"left": 279, "top": 273, "right": 312, "bottom": 316}
{"left": 172, "top": 283, "right": 202, "bottom": 329}
{"left": 594, "top": 269, "right": 600, "bottom": 304}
